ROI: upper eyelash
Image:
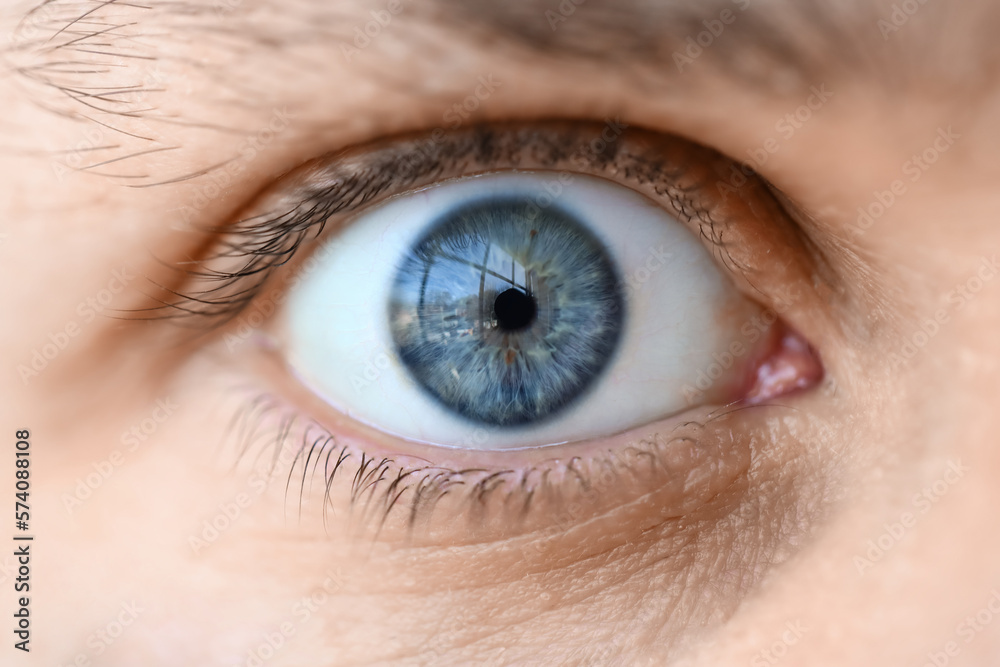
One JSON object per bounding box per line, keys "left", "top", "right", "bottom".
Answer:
{"left": 169, "top": 121, "right": 790, "bottom": 537}
{"left": 131, "top": 120, "right": 739, "bottom": 327}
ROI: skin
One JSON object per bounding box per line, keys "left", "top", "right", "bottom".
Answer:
{"left": 3, "top": 0, "right": 1000, "bottom": 664}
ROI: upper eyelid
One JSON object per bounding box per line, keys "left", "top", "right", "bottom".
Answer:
{"left": 139, "top": 120, "right": 771, "bottom": 329}
{"left": 181, "top": 120, "right": 823, "bottom": 538}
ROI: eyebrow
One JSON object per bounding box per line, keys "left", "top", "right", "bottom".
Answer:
{"left": 7, "top": 0, "right": 993, "bottom": 185}
{"left": 434, "top": 0, "right": 997, "bottom": 96}
{"left": 442, "top": 0, "right": 848, "bottom": 85}
{"left": 11, "top": 0, "right": 992, "bottom": 123}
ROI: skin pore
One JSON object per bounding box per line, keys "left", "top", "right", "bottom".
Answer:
{"left": 3, "top": 0, "right": 1000, "bottom": 664}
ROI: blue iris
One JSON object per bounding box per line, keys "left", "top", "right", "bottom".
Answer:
{"left": 388, "top": 197, "right": 625, "bottom": 427}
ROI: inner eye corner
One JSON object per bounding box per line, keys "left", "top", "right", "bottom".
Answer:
{"left": 128, "top": 123, "right": 825, "bottom": 465}
{"left": 190, "top": 120, "right": 836, "bottom": 545}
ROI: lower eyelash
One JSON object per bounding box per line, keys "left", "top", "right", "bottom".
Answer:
{"left": 223, "top": 387, "right": 757, "bottom": 542}
{"left": 164, "top": 120, "right": 813, "bottom": 540}
{"left": 228, "top": 390, "right": 536, "bottom": 536}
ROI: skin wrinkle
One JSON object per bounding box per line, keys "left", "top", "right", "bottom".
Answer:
{"left": 13, "top": 60, "right": 836, "bottom": 664}
{"left": 206, "top": 323, "right": 819, "bottom": 661}
{"left": 232, "top": 324, "right": 792, "bottom": 544}
{"left": 386, "top": 524, "right": 709, "bottom": 662}
{"left": 286, "top": 405, "right": 810, "bottom": 662}
{"left": 4, "top": 0, "right": 1000, "bottom": 664}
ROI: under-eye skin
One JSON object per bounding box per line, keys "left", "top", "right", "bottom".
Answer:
{"left": 158, "top": 121, "right": 825, "bottom": 538}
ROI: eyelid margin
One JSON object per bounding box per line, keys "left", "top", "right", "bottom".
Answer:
{"left": 141, "top": 120, "right": 760, "bottom": 329}
{"left": 167, "top": 118, "right": 831, "bottom": 546}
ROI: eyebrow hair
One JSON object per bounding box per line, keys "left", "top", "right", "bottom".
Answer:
{"left": 6, "top": 0, "right": 995, "bottom": 186}
{"left": 16, "top": 0, "right": 999, "bottom": 95}
{"left": 433, "top": 0, "right": 1000, "bottom": 96}
{"left": 10, "top": 0, "right": 996, "bottom": 129}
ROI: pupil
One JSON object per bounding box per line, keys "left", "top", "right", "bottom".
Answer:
{"left": 493, "top": 288, "right": 536, "bottom": 331}
{"left": 389, "top": 197, "right": 624, "bottom": 427}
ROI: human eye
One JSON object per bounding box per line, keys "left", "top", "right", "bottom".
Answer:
{"left": 159, "top": 120, "right": 824, "bottom": 540}
{"left": 21, "top": 0, "right": 1000, "bottom": 662}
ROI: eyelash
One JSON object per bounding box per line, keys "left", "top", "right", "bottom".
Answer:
{"left": 143, "top": 120, "right": 739, "bottom": 325}
{"left": 150, "top": 120, "right": 802, "bottom": 538}
{"left": 224, "top": 384, "right": 754, "bottom": 541}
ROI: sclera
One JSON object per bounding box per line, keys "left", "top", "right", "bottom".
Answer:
{"left": 281, "top": 171, "right": 766, "bottom": 449}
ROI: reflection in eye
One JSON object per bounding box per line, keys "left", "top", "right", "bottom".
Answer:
{"left": 280, "top": 172, "right": 778, "bottom": 449}
{"left": 157, "top": 123, "right": 825, "bottom": 531}
{"left": 390, "top": 196, "right": 624, "bottom": 428}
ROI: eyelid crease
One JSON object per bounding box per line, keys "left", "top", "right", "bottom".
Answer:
{"left": 135, "top": 120, "right": 750, "bottom": 329}
{"left": 165, "top": 119, "right": 830, "bottom": 545}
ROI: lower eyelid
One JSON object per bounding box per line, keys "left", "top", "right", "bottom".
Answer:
{"left": 214, "top": 344, "right": 762, "bottom": 547}
{"left": 169, "top": 121, "right": 831, "bottom": 545}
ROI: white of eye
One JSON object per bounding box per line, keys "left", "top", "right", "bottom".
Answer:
{"left": 279, "top": 171, "right": 764, "bottom": 450}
